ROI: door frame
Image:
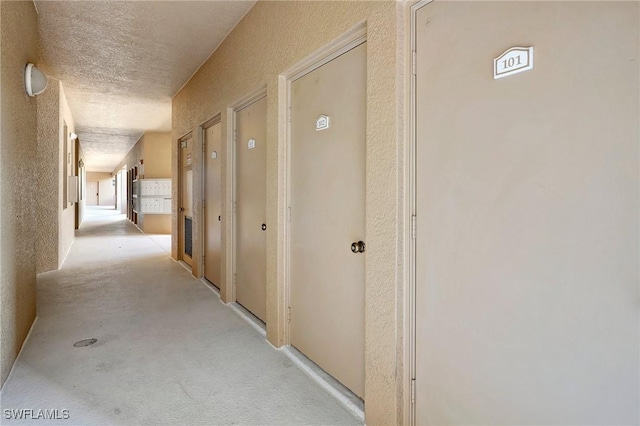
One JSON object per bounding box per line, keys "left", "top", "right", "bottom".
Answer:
{"left": 280, "top": 23, "right": 367, "bottom": 347}
{"left": 119, "top": 166, "right": 127, "bottom": 215}
{"left": 74, "top": 137, "right": 81, "bottom": 229}
{"left": 177, "top": 131, "right": 193, "bottom": 268}
{"left": 227, "top": 87, "right": 267, "bottom": 307}
{"left": 406, "top": 1, "right": 434, "bottom": 425}
{"left": 201, "top": 114, "right": 222, "bottom": 287}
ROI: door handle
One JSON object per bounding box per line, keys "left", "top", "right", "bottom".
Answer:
{"left": 179, "top": 207, "right": 184, "bottom": 212}
{"left": 351, "top": 241, "right": 365, "bottom": 253}
{"left": 261, "top": 223, "right": 267, "bottom": 231}
{"left": 218, "top": 215, "right": 221, "bottom": 221}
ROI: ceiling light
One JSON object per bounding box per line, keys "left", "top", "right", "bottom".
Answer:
{"left": 24, "top": 63, "right": 48, "bottom": 97}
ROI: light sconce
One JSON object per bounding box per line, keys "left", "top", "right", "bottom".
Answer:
{"left": 24, "top": 63, "right": 48, "bottom": 97}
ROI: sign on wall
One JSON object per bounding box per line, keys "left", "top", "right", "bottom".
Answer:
{"left": 316, "top": 115, "right": 330, "bottom": 131}
{"left": 494, "top": 47, "right": 534, "bottom": 79}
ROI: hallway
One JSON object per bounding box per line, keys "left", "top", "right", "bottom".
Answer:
{"left": 0, "top": 207, "right": 361, "bottom": 425}
{"left": 2, "top": 1, "right": 638, "bottom": 423}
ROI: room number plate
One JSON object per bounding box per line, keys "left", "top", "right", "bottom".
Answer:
{"left": 494, "top": 47, "right": 534, "bottom": 79}
{"left": 316, "top": 115, "right": 330, "bottom": 131}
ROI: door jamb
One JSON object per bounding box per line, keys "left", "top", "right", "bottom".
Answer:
{"left": 406, "top": 1, "right": 434, "bottom": 424}
{"left": 227, "top": 87, "right": 267, "bottom": 306}
{"left": 201, "top": 114, "right": 222, "bottom": 288}
{"left": 279, "top": 22, "right": 367, "bottom": 347}
{"left": 74, "top": 138, "right": 80, "bottom": 229}
{"left": 178, "top": 131, "right": 193, "bottom": 267}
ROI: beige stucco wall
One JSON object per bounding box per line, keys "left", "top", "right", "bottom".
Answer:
{"left": 37, "top": 80, "right": 61, "bottom": 273}
{"left": 36, "top": 80, "right": 77, "bottom": 272}
{"left": 58, "top": 83, "right": 76, "bottom": 266}
{"left": 113, "top": 132, "right": 171, "bottom": 179}
{"left": 172, "top": 1, "right": 402, "bottom": 423}
{"left": 142, "top": 132, "right": 171, "bottom": 178}
{"left": 113, "top": 136, "right": 143, "bottom": 176}
{"left": 0, "top": 0, "right": 39, "bottom": 388}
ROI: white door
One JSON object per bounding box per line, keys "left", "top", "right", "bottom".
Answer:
{"left": 86, "top": 182, "right": 98, "bottom": 206}
{"left": 414, "top": 2, "right": 639, "bottom": 424}
{"left": 289, "top": 42, "right": 366, "bottom": 398}
{"left": 235, "top": 96, "right": 267, "bottom": 322}
{"left": 204, "top": 121, "right": 222, "bottom": 287}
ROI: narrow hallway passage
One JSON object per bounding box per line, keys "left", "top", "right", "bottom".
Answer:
{"left": 0, "top": 207, "right": 361, "bottom": 425}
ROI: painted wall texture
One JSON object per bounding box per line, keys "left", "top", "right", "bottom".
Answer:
{"left": 141, "top": 132, "right": 171, "bottom": 179}
{"left": 0, "top": 0, "right": 39, "bottom": 388}
{"left": 58, "top": 83, "right": 76, "bottom": 267}
{"left": 37, "top": 80, "right": 61, "bottom": 273}
{"left": 113, "top": 132, "right": 171, "bottom": 178}
{"left": 113, "top": 136, "right": 143, "bottom": 178}
{"left": 37, "top": 80, "right": 77, "bottom": 273}
{"left": 172, "top": 1, "right": 402, "bottom": 423}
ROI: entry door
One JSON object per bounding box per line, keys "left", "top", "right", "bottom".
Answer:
{"left": 414, "top": 2, "right": 639, "bottom": 424}
{"left": 289, "top": 42, "right": 366, "bottom": 398}
{"left": 204, "top": 121, "right": 222, "bottom": 287}
{"left": 235, "top": 96, "right": 267, "bottom": 322}
{"left": 119, "top": 169, "right": 127, "bottom": 214}
{"left": 86, "top": 182, "right": 98, "bottom": 206}
{"left": 180, "top": 136, "right": 194, "bottom": 267}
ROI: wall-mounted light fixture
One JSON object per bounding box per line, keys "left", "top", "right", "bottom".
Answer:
{"left": 24, "top": 63, "right": 48, "bottom": 97}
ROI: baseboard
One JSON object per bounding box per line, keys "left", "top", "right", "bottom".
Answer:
{"left": 1, "top": 316, "right": 38, "bottom": 392}
{"left": 194, "top": 277, "right": 363, "bottom": 423}
{"left": 228, "top": 302, "right": 267, "bottom": 338}
{"left": 198, "top": 277, "right": 221, "bottom": 298}
{"left": 280, "top": 345, "right": 365, "bottom": 423}
{"left": 58, "top": 237, "right": 75, "bottom": 269}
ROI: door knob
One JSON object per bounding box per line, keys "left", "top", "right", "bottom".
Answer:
{"left": 179, "top": 207, "right": 185, "bottom": 212}
{"left": 218, "top": 215, "right": 221, "bottom": 221}
{"left": 261, "top": 223, "right": 267, "bottom": 231}
{"left": 351, "top": 241, "right": 365, "bottom": 253}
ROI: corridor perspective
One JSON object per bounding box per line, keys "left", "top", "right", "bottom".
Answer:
{"left": 2, "top": 0, "right": 639, "bottom": 424}
{"left": 1, "top": 207, "right": 361, "bottom": 425}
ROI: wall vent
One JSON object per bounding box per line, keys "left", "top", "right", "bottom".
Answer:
{"left": 185, "top": 217, "right": 193, "bottom": 257}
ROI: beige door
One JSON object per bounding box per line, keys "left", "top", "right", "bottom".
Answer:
{"left": 414, "top": 2, "right": 639, "bottom": 424}
{"left": 179, "top": 136, "right": 193, "bottom": 267}
{"left": 289, "top": 42, "right": 366, "bottom": 398}
{"left": 235, "top": 96, "right": 267, "bottom": 322}
{"left": 119, "top": 168, "right": 127, "bottom": 214}
{"left": 86, "top": 182, "right": 98, "bottom": 206}
{"left": 204, "top": 121, "right": 222, "bottom": 287}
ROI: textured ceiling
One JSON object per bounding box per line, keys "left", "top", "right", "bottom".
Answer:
{"left": 36, "top": 0, "right": 256, "bottom": 172}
